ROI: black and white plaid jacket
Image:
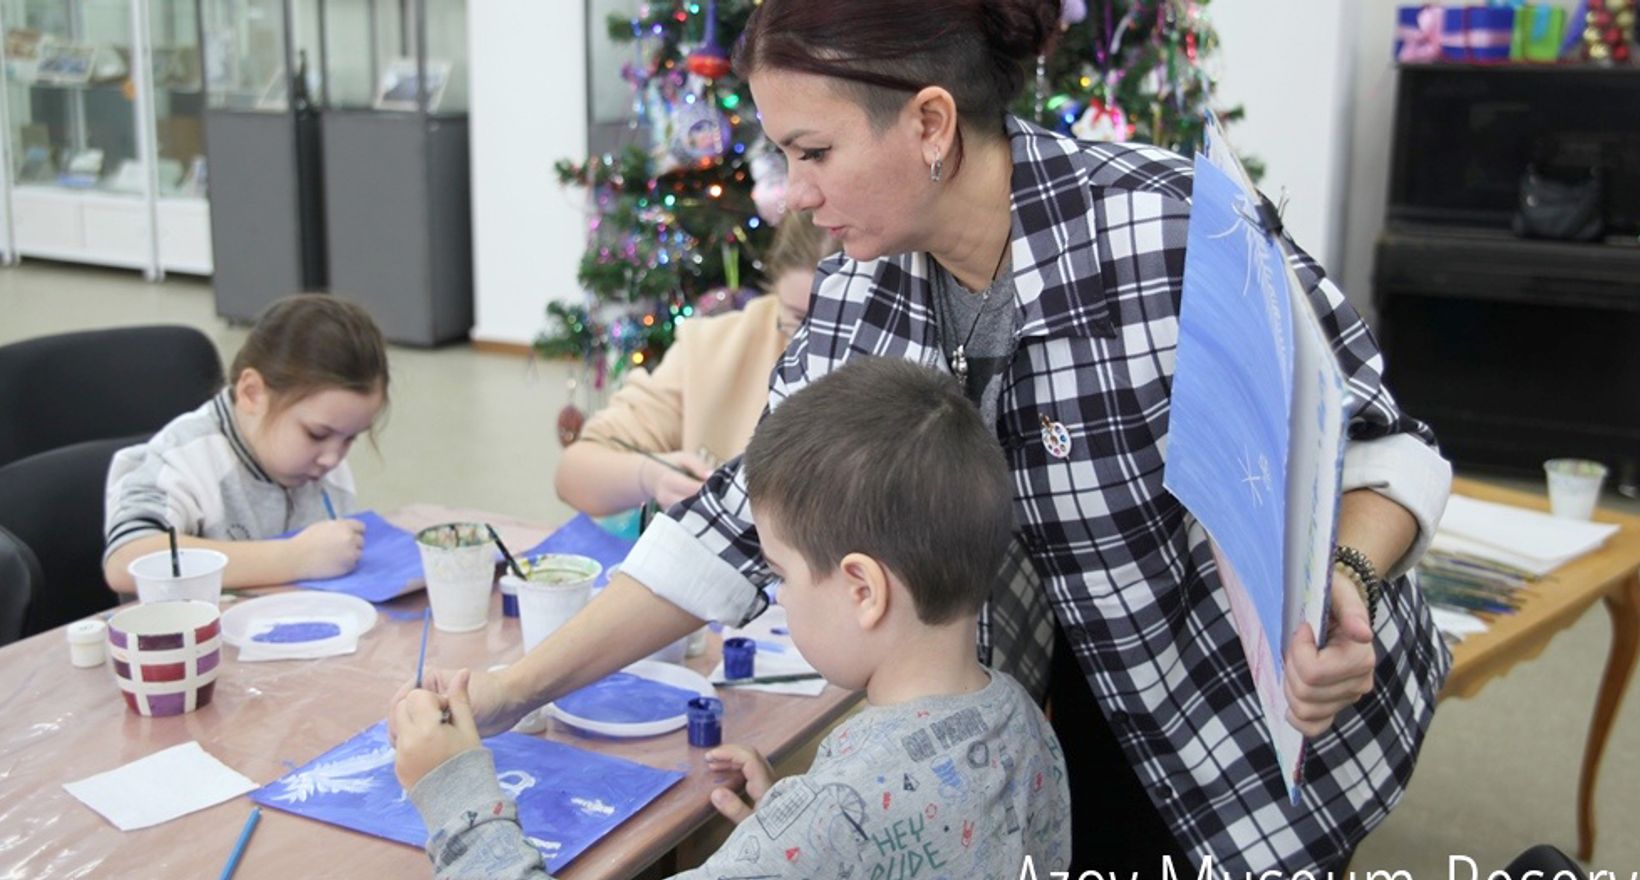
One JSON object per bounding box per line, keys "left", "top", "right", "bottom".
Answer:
{"left": 623, "top": 117, "right": 1453, "bottom": 873}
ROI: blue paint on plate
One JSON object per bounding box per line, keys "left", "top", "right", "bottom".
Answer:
{"left": 253, "top": 621, "right": 343, "bottom": 643}
{"left": 554, "top": 673, "right": 699, "bottom": 724}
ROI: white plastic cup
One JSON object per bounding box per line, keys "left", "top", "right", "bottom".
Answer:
{"left": 416, "top": 523, "right": 497, "bottom": 633}
{"left": 1545, "top": 458, "right": 1608, "bottom": 521}
{"left": 129, "top": 548, "right": 229, "bottom": 605}
{"left": 512, "top": 554, "right": 600, "bottom": 652}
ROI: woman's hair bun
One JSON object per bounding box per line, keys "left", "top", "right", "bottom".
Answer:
{"left": 979, "top": 0, "right": 1062, "bottom": 62}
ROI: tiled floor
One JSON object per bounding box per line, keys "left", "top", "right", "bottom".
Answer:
{"left": 3, "top": 262, "right": 1636, "bottom": 875}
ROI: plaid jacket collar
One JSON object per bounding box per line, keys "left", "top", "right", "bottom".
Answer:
{"left": 1003, "top": 115, "right": 1118, "bottom": 341}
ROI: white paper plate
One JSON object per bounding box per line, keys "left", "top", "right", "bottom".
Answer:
{"left": 544, "top": 660, "right": 713, "bottom": 738}
{"left": 220, "top": 592, "right": 378, "bottom": 648}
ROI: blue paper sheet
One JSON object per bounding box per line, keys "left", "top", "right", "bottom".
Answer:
{"left": 1163, "top": 112, "right": 1347, "bottom": 804}
{"left": 290, "top": 511, "right": 425, "bottom": 603}
{"left": 1168, "top": 157, "right": 1294, "bottom": 653}
{"left": 516, "top": 513, "right": 634, "bottom": 590}
{"left": 252, "top": 721, "right": 683, "bottom": 872}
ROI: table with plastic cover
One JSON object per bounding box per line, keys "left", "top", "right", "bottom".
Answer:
{"left": 0, "top": 505, "right": 860, "bottom": 879}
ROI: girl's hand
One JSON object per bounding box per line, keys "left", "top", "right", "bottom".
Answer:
{"left": 393, "top": 669, "right": 482, "bottom": 790}
{"left": 704, "top": 744, "right": 776, "bottom": 824}
{"left": 292, "top": 519, "right": 366, "bottom": 579}
{"left": 640, "top": 451, "right": 713, "bottom": 510}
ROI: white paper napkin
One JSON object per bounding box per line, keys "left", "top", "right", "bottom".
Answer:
{"left": 63, "top": 741, "right": 257, "bottom": 830}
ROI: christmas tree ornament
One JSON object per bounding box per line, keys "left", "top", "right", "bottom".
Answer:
{"left": 557, "top": 403, "right": 586, "bottom": 446}
{"left": 557, "top": 374, "right": 588, "bottom": 447}
{"left": 1061, "top": 0, "right": 1088, "bottom": 27}
{"left": 669, "top": 98, "right": 730, "bottom": 164}
{"left": 749, "top": 146, "right": 789, "bottom": 225}
{"left": 686, "top": 0, "right": 732, "bottom": 79}
{"left": 1580, "top": 0, "right": 1636, "bottom": 60}
{"left": 1072, "top": 99, "right": 1133, "bottom": 143}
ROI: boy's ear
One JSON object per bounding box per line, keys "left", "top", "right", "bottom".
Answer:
{"left": 234, "top": 367, "right": 268, "bottom": 416}
{"left": 838, "top": 552, "right": 890, "bottom": 631}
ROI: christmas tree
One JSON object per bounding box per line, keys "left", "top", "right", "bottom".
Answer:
{"left": 538, "top": 0, "right": 1254, "bottom": 380}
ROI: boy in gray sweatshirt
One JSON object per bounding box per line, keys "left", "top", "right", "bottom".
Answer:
{"left": 392, "top": 358, "right": 1071, "bottom": 878}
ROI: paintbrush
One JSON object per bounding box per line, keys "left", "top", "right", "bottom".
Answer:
{"left": 608, "top": 437, "right": 701, "bottom": 479}
{"left": 486, "top": 524, "right": 528, "bottom": 580}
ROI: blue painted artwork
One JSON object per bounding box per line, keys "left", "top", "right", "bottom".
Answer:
{"left": 1166, "top": 155, "right": 1294, "bottom": 652}
{"left": 252, "top": 621, "right": 343, "bottom": 643}
{"left": 554, "top": 672, "right": 700, "bottom": 725}
{"left": 289, "top": 512, "right": 425, "bottom": 603}
{"left": 1164, "top": 112, "right": 1348, "bottom": 804}
{"left": 251, "top": 722, "right": 683, "bottom": 872}
{"left": 516, "top": 514, "right": 634, "bottom": 590}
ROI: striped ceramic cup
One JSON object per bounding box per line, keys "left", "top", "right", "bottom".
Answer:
{"left": 107, "top": 600, "right": 223, "bottom": 716}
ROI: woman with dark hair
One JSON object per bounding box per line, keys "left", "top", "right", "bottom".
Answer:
{"left": 400, "top": 1, "right": 1452, "bottom": 874}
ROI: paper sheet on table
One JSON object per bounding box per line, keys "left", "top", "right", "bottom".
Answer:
{"left": 63, "top": 741, "right": 257, "bottom": 831}
{"left": 290, "top": 511, "right": 424, "bottom": 602}
{"left": 709, "top": 607, "right": 826, "bottom": 696}
{"left": 1429, "top": 606, "right": 1491, "bottom": 641}
{"left": 1434, "top": 495, "right": 1619, "bottom": 575}
{"left": 252, "top": 721, "right": 682, "bottom": 874}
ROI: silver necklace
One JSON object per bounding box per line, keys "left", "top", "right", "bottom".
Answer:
{"left": 947, "top": 238, "right": 1012, "bottom": 388}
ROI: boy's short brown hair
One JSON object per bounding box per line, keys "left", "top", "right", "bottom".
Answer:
{"left": 743, "top": 357, "right": 1013, "bottom": 624}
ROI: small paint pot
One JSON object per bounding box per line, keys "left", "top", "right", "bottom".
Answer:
{"left": 687, "top": 696, "right": 724, "bottom": 748}
{"left": 498, "top": 578, "right": 519, "bottom": 618}
{"left": 722, "top": 637, "right": 756, "bottom": 680}
{"left": 68, "top": 619, "right": 108, "bottom": 668}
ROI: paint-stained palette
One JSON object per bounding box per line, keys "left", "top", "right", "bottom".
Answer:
{"left": 221, "top": 592, "right": 378, "bottom": 660}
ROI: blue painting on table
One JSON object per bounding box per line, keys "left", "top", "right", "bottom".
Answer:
{"left": 288, "top": 511, "right": 425, "bottom": 603}
{"left": 251, "top": 721, "right": 683, "bottom": 872}
{"left": 516, "top": 514, "right": 634, "bottom": 590}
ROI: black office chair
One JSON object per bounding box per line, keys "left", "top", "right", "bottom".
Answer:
{"left": 0, "top": 435, "right": 145, "bottom": 636}
{"left": 0, "top": 325, "right": 222, "bottom": 469}
{"left": 0, "top": 524, "right": 42, "bottom": 647}
{"left": 1504, "top": 845, "right": 1582, "bottom": 877}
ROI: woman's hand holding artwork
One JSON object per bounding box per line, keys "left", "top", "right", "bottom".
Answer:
{"left": 1282, "top": 572, "right": 1376, "bottom": 738}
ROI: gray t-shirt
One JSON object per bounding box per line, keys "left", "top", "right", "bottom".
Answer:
{"left": 931, "top": 261, "right": 1021, "bottom": 428}
{"left": 410, "top": 669, "right": 1071, "bottom": 879}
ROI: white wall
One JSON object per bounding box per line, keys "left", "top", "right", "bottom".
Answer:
{"left": 468, "top": 0, "right": 589, "bottom": 346}
{"left": 1209, "top": 0, "right": 1355, "bottom": 289}
{"left": 1338, "top": 0, "right": 1405, "bottom": 325}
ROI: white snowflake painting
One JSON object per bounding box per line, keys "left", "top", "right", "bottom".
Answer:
{"left": 252, "top": 722, "right": 684, "bottom": 872}
{"left": 271, "top": 746, "right": 394, "bottom": 803}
